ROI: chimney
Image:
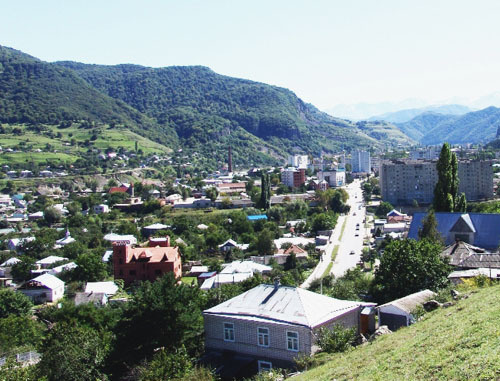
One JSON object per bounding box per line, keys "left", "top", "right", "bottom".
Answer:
{"left": 228, "top": 146, "right": 233, "bottom": 173}
{"left": 274, "top": 278, "right": 280, "bottom": 290}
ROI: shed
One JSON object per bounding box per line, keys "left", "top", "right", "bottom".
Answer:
{"left": 377, "top": 289, "right": 435, "bottom": 331}
{"left": 19, "top": 273, "right": 65, "bottom": 304}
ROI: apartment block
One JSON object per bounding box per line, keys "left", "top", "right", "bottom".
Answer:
{"left": 380, "top": 160, "right": 493, "bottom": 205}
{"left": 281, "top": 168, "right": 306, "bottom": 188}
{"left": 351, "top": 150, "right": 371, "bottom": 173}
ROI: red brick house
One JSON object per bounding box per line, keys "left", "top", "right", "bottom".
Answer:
{"left": 113, "top": 237, "right": 182, "bottom": 285}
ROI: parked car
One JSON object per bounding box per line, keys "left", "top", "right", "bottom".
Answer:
{"left": 350, "top": 250, "right": 355, "bottom": 255}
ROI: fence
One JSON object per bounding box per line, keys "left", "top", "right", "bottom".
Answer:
{"left": 0, "top": 351, "right": 40, "bottom": 367}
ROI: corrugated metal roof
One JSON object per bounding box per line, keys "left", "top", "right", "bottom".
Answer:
{"left": 378, "top": 289, "right": 435, "bottom": 314}
{"left": 30, "top": 273, "right": 64, "bottom": 290}
{"left": 204, "top": 284, "right": 368, "bottom": 328}
{"left": 408, "top": 213, "right": 500, "bottom": 249}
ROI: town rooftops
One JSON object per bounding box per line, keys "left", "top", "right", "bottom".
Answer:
{"left": 143, "top": 223, "right": 171, "bottom": 230}
{"left": 247, "top": 215, "right": 268, "bottom": 221}
{"left": 1, "top": 257, "right": 21, "bottom": 267}
{"left": 26, "top": 273, "right": 64, "bottom": 290}
{"left": 204, "top": 284, "right": 371, "bottom": 328}
{"left": 36, "top": 256, "right": 68, "bottom": 266}
{"left": 85, "top": 281, "right": 119, "bottom": 295}
{"left": 220, "top": 260, "right": 271, "bottom": 274}
{"left": 378, "top": 289, "right": 436, "bottom": 314}
{"left": 441, "top": 241, "right": 487, "bottom": 266}
{"left": 104, "top": 233, "right": 138, "bottom": 245}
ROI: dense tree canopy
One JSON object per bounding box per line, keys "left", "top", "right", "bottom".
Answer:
{"left": 373, "top": 238, "right": 450, "bottom": 303}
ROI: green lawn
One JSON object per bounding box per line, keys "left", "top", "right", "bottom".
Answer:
{"left": 181, "top": 277, "right": 197, "bottom": 285}
{"left": 294, "top": 284, "right": 500, "bottom": 380}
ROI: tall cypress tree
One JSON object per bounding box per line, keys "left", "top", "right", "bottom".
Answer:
{"left": 433, "top": 143, "right": 466, "bottom": 212}
{"left": 258, "top": 172, "right": 271, "bottom": 210}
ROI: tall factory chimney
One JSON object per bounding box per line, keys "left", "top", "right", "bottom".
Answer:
{"left": 228, "top": 146, "right": 233, "bottom": 173}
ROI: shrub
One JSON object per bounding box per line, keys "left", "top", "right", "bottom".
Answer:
{"left": 315, "top": 324, "right": 357, "bottom": 353}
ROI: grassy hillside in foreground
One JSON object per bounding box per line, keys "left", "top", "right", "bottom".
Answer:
{"left": 294, "top": 285, "right": 500, "bottom": 381}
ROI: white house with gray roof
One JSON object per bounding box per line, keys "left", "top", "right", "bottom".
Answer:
{"left": 203, "top": 283, "right": 372, "bottom": 374}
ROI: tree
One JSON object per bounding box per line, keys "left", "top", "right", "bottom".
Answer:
{"left": 0, "top": 289, "right": 33, "bottom": 318}
{"left": 418, "top": 210, "right": 443, "bottom": 243}
{"left": 38, "top": 323, "right": 110, "bottom": 381}
{"left": 0, "top": 315, "right": 44, "bottom": 353}
{"left": 375, "top": 201, "right": 393, "bottom": 217}
{"left": 205, "top": 187, "right": 218, "bottom": 202}
{"left": 254, "top": 229, "right": 276, "bottom": 256}
{"left": 434, "top": 143, "right": 466, "bottom": 212}
{"left": 72, "top": 253, "right": 108, "bottom": 282}
{"left": 10, "top": 257, "right": 37, "bottom": 282}
{"left": 372, "top": 239, "right": 450, "bottom": 303}
{"left": 258, "top": 172, "right": 271, "bottom": 210}
{"left": 110, "top": 273, "right": 204, "bottom": 375}
{"left": 311, "top": 212, "right": 337, "bottom": 233}
{"left": 44, "top": 206, "right": 62, "bottom": 225}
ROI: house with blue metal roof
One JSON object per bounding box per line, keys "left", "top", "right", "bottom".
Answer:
{"left": 246, "top": 214, "right": 267, "bottom": 221}
{"left": 408, "top": 212, "right": 500, "bottom": 250}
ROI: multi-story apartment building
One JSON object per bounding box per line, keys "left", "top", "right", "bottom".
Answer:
{"left": 281, "top": 168, "right": 306, "bottom": 188}
{"left": 380, "top": 160, "right": 493, "bottom": 205}
{"left": 317, "top": 169, "right": 346, "bottom": 187}
{"left": 409, "top": 146, "right": 441, "bottom": 161}
{"left": 287, "top": 155, "right": 309, "bottom": 169}
{"left": 351, "top": 150, "right": 371, "bottom": 173}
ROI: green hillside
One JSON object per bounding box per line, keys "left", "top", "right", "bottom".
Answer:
{"left": 0, "top": 45, "right": 415, "bottom": 169}
{"left": 56, "top": 61, "right": 413, "bottom": 156}
{"left": 294, "top": 285, "right": 500, "bottom": 380}
{"left": 0, "top": 46, "right": 176, "bottom": 148}
{"left": 396, "top": 112, "right": 459, "bottom": 141}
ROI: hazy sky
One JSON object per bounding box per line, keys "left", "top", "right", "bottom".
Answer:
{"left": 1, "top": 0, "right": 499, "bottom": 109}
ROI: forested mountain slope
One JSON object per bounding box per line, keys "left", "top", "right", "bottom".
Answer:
{"left": 0, "top": 46, "right": 175, "bottom": 146}
{"left": 57, "top": 62, "right": 413, "bottom": 155}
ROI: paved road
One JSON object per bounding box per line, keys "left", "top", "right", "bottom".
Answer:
{"left": 330, "top": 179, "right": 367, "bottom": 278}
{"left": 300, "top": 213, "right": 346, "bottom": 289}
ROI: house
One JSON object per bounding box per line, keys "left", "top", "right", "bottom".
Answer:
{"left": 54, "top": 230, "right": 75, "bottom": 248}
{"left": 200, "top": 261, "right": 272, "bottom": 290}
{"left": 48, "top": 262, "right": 77, "bottom": 275}
{"left": 103, "top": 233, "right": 137, "bottom": 246}
{"left": 448, "top": 268, "right": 500, "bottom": 285}
{"left": 7, "top": 237, "right": 35, "bottom": 252}
{"left": 108, "top": 183, "right": 134, "bottom": 195}
{"left": 408, "top": 212, "right": 500, "bottom": 250}
{"left": 19, "top": 273, "right": 65, "bottom": 304}
{"left": 377, "top": 290, "right": 436, "bottom": 331}
{"left": 28, "top": 211, "right": 44, "bottom": 221}
{"left": 247, "top": 215, "right": 267, "bottom": 221}
{"left": 218, "top": 239, "right": 249, "bottom": 252}
{"left": 85, "top": 281, "right": 119, "bottom": 295}
{"left": 74, "top": 292, "right": 108, "bottom": 307}
{"left": 142, "top": 223, "right": 171, "bottom": 237}
{"left": 113, "top": 236, "right": 182, "bottom": 285}
{"left": 93, "top": 204, "right": 109, "bottom": 214}
{"left": 35, "top": 256, "right": 68, "bottom": 270}
{"left": 203, "top": 283, "right": 373, "bottom": 376}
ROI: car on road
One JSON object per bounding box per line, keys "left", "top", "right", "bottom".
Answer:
{"left": 355, "top": 232, "right": 359, "bottom": 237}
{"left": 353, "top": 212, "right": 356, "bottom": 216}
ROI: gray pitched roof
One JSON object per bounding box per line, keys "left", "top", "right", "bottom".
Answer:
{"left": 204, "top": 284, "right": 369, "bottom": 328}
{"left": 378, "top": 290, "right": 436, "bottom": 314}
{"left": 457, "top": 253, "right": 500, "bottom": 269}
{"left": 441, "top": 241, "right": 486, "bottom": 266}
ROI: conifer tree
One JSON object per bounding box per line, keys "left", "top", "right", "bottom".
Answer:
{"left": 433, "top": 143, "right": 465, "bottom": 212}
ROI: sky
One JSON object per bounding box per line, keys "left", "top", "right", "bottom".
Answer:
{"left": 1, "top": 0, "right": 500, "bottom": 111}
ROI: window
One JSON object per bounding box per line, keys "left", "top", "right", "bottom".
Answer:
{"left": 257, "top": 327, "right": 269, "bottom": 347}
{"left": 286, "top": 331, "right": 299, "bottom": 351}
{"left": 223, "top": 322, "right": 234, "bottom": 342}
{"left": 258, "top": 360, "right": 272, "bottom": 373}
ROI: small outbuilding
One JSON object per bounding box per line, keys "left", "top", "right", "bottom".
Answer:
{"left": 377, "top": 289, "right": 436, "bottom": 331}
{"left": 19, "top": 273, "right": 65, "bottom": 304}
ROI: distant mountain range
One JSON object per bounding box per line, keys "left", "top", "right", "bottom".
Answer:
{"left": 368, "top": 104, "right": 471, "bottom": 124}
{"left": 0, "top": 45, "right": 414, "bottom": 170}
